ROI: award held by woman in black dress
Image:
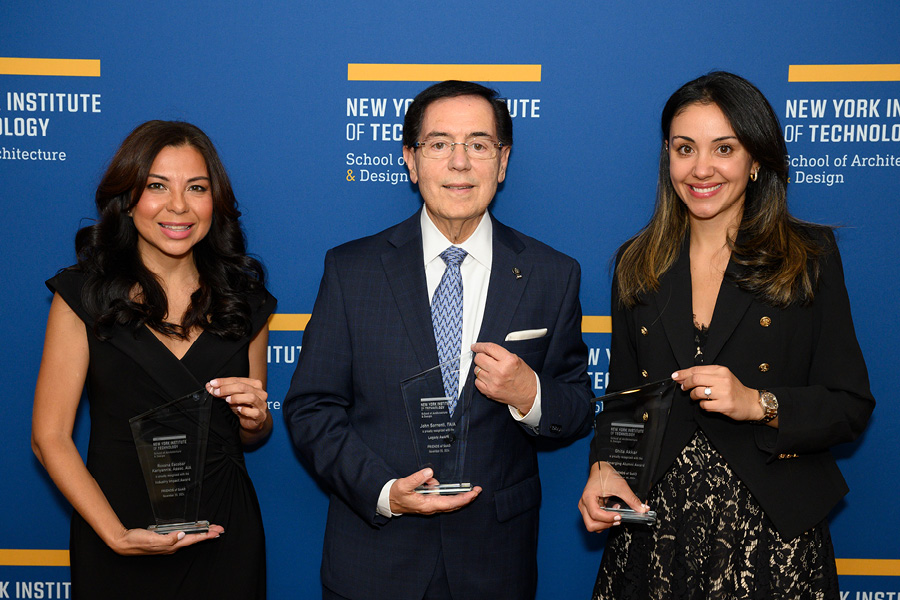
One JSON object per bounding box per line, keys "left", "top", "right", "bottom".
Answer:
{"left": 593, "top": 378, "right": 676, "bottom": 524}
{"left": 129, "top": 390, "right": 212, "bottom": 534}
{"left": 402, "top": 351, "right": 474, "bottom": 495}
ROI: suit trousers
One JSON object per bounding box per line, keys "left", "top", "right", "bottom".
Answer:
{"left": 322, "top": 547, "right": 451, "bottom": 600}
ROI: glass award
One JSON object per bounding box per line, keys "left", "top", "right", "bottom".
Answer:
{"left": 401, "top": 351, "right": 474, "bottom": 495}
{"left": 593, "top": 378, "right": 676, "bottom": 525}
{"left": 129, "top": 389, "right": 212, "bottom": 534}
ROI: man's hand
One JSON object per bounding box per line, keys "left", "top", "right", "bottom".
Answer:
{"left": 471, "top": 342, "right": 537, "bottom": 415}
{"left": 389, "top": 468, "right": 481, "bottom": 515}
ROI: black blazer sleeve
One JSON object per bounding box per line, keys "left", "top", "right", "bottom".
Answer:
{"left": 758, "top": 237, "right": 874, "bottom": 458}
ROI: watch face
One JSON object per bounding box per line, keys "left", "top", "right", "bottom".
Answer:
{"left": 755, "top": 391, "right": 778, "bottom": 423}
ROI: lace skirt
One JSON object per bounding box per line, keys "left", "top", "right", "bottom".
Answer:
{"left": 592, "top": 431, "right": 840, "bottom": 600}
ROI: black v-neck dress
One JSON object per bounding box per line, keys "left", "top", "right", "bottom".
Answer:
{"left": 47, "top": 269, "right": 275, "bottom": 599}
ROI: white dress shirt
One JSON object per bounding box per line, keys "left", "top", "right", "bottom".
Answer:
{"left": 377, "top": 209, "right": 542, "bottom": 517}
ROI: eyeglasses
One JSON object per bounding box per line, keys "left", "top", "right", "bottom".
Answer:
{"left": 414, "top": 137, "right": 504, "bottom": 160}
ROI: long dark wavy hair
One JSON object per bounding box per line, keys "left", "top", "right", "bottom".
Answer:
{"left": 616, "top": 71, "right": 831, "bottom": 308}
{"left": 74, "top": 120, "right": 266, "bottom": 340}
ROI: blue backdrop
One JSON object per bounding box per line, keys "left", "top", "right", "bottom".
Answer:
{"left": 2, "top": 2, "right": 898, "bottom": 597}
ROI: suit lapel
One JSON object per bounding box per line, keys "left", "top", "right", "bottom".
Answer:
{"left": 656, "top": 235, "right": 754, "bottom": 368}
{"left": 382, "top": 213, "right": 531, "bottom": 383}
{"left": 657, "top": 238, "right": 697, "bottom": 370}
{"left": 382, "top": 212, "right": 440, "bottom": 372}
{"left": 477, "top": 216, "right": 528, "bottom": 345}
{"left": 703, "top": 261, "right": 753, "bottom": 364}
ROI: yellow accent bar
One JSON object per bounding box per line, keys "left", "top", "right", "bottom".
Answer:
{"left": 836, "top": 558, "right": 900, "bottom": 576}
{"left": 0, "top": 57, "right": 101, "bottom": 77}
{"left": 268, "top": 314, "right": 609, "bottom": 333}
{"left": 789, "top": 64, "right": 900, "bottom": 82}
{"left": 268, "top": 314, "right": 311, "bottom": 331}
{"left": 582, "top": 316, "right": 612, "bottom": 334}
{"left": 348, "top": 64, "right": 541, "bottom": 82}
{"left": 0, "top": 549, "right": 69, "bottom": 567}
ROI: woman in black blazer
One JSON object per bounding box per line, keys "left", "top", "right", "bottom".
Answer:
{"left": 579, "top": 72, "right": 874, "bottom": 599}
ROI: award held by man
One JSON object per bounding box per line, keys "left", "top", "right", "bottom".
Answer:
{"left": 129, "top": 390, "right": 212, "bottom": 534}
{"left": 402, "top": 351, "right": 475, "bottom": 495}
{"left": 593, "top": 378, "right": 676, "bottom": 525}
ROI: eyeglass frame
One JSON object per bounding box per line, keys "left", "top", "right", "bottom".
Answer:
{"left": 413, "top": 137, "right": 506, "bottom": 160}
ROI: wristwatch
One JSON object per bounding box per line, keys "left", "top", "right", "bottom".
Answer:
{"left": 754, "top": 390, "right": 778, "bottom": 424}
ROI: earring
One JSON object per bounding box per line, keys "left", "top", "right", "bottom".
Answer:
{"left": 750, "top": 168, "right": 759, "bottom": 182}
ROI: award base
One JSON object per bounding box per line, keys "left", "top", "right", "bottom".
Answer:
{"left": 403, "top": 352, "right": 476, "bottom": 497}
{"left": 601, "top": 506, "right": 658, "bottom": 525}
{"left": 131, "top": 390, "right": 213, "bottom": 537}
{"left": 593, "top": 378, "right": 676, "bottom": 527}
{"left": 415, "top": 483, "right": 473, "bottom": 495}
{"left": 148, "top": 520, "right": 211, "bottom": 535}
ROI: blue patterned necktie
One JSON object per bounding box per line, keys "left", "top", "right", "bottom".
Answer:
{"left": 432, "top": 246, "right": 467, "bottom": 415}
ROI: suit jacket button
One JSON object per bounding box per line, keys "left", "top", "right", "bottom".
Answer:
{"left": 758, "top": 363, "right": 770, "bottom": 372}
{"left": 640, "top": 326, "right": 648, "bottom": 336}
{"left": 760, "top": 316, "right": 772, "bottom": 327}
{"left": 641, "top": 370, "right": 649, "bottom": 378}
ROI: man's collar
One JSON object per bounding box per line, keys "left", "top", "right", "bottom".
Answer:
{"left": 421, "top": 209, "right": 493, "bottom": 269}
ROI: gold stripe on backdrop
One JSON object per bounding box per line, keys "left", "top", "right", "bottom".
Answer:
{"left": 0, "top": 549, "right": 69, "bottom": 567}
{"left": 0, "top": 58, "right": 101, "bottom": 77}
{"left": 268, "top": 314, "right": 311, "bottom": 331}
{"left": 348, "top": 64, "right": 541, "bottom": 82}
{"left": 789, "top": 64, "right": 900, "bottom": 82}
{"left": 836, "top": 559, "right": 900, "bottom": 576}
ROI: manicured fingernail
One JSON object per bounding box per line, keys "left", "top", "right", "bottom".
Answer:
{"left": 680, "top": 384, "right": 685, "bottom": 390}
{"left": 177, "top": 532, "right": 185, "bottom": 540}
{"left": 671, "top": 372, "right": 678, "bottom": 379}
{"left": 641, "top": 504, "right": 650, "bottom": 510}
{"left": 225, "top": 396, "right": 232, "bottom": 404}
{"left": 237, "top": 406, "right": 243, "bottom": 414}
{"left": 208, "top": 379, "right": 219, "bottom": 387}
{"left": 614, "top": 514, "right": 621, "bottom": 521}
{"left": 213, "top": 388, "right": 220, "bottom": 395}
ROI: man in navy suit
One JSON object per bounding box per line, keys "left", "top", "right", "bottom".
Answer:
{"left": 284, "top": 80, "right": 593, "bottom": 600}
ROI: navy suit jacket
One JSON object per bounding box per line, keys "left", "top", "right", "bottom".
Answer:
{"left": 590, "top": 231, "right": 874, "bottom": 539}
{"left": 284, "top": 211, "right": 593, "bottom": 599}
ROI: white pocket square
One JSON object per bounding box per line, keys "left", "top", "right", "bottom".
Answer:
{"left": 504, "top": 328, "right": 548, "bottom": 342}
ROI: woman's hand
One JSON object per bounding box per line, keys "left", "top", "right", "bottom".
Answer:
{"left": 672, "top": 365, "right": 764, "bottom": 422}
{"left": 108, "top": 524, "right": 225, "bottom": 556}
{"left": 578, "top": 461, "right": 648, "bottom": 532}
{"left": 206, "top": 377, "right": 273, "bottom": 442}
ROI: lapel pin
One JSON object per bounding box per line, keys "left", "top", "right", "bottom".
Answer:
{"left": 512, "top": 267, "right": 522, "bottom": 280}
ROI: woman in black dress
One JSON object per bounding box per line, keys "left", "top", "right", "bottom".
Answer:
{"left": 32, "top": 121, "right": 275, "bottom": 598}
{"left": 578, "top": 72, "right": 874, "bottom": 599}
